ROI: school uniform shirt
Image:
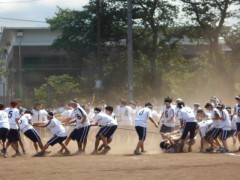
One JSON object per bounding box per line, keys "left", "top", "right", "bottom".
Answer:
{"left": 0, "top": 110, "right": 9, "bottom": 129}
{"left": 231, "top": 115, "right": 237, "bottom": 130}
{"left": 211, "top": 108, "right": 222, "bottom": 128}
{"left": 198, "top": 119, "right": 213, "bottom": 137}
{"left": 161, "top": 106, "right": 175, "bottom": 127}
{"left": 45, "top": 118, "right": 67, "bottom": 137}
{"left": 18, "top": 114, "right": 33, "bottom": 133}
{"left": 31, "top": 109, "right": 48, "bottom": 123}
{"left": 94, "top": 112, "right": 117, "bottom": 127}
{"left": 71, "top": 105, "right": 90, "bottom": 128}
{"left": 5, "top": 107, "right": 20, "bottom": 130}
{"left": 220, "top": 109, "right": 231, "bottom": 131}
{"left": 234, "top": 104, "right": 240, "bottom": 123}
{"left": 135, "top": 107, "right": 153, "bottom": 128}
{"left": 178, "top": 107, "right": 197, "bottom": 123}
{"left": 118, "top": 105, "right": 133, "bottom": 126}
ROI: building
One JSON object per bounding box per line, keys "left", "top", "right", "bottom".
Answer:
{"left": 0, "top": 18, "right": 69, "bottom": 104}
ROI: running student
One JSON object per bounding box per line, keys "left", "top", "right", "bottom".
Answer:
{"left": 134, "top": 102, "right": 158, "bottom": 155}
{"left": 33, "top": 112, "right": 69, "bottom": 157}
{"left": 63, "top": 100, "right": 90, "bottom": 154}
{"left": 91, "top": 107, "right": 118, "bottom": 155}
{"left": 17, "top": 110, "right": 43, "bottom": 153}
{"left": 0, "top": 104, "right": 9, "bottom": 157}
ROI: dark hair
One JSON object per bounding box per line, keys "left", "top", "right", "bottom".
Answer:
{"left": 145, "top": 102, "right": 153, "bottom": 108}
{"left": 177, "top": 101, "right": 185, "bottom": 109}
{"left": 164, "top": 96, "right": 172, "bottom": 103}
{"left": 94, "top": 107, "right": 101, "bottom": 113}
{"left": 105, "top": 106, "right": 113, "bottom": 112}
{"left": 204, "top": 103, "right": 213, "bottom": 108}
{"left": 197, "top": 109, "right": 204, "bottom": 114}
{"left": 24, "top": 110, "right": 33, "bottom": 115}
{"left": 0, "top": 104, "right": 4, "bottom": 110}
{"left": 47, "top": 111, "right": 54, "bottom": 117}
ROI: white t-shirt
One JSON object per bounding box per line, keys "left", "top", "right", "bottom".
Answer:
{"left": 211, "top": 108, "right": 222, "bottom": 128}
{"left": 118, "top": 105, "right": 133, "bottom": 126}
{"left": 0, "top": 110, "right": 9, "bottom": 129}
{"left": 94, "top": 112, "right": 117, "bottom": 126}
{"left": 161, "top": 106, "right": 175, "bottom": 127}
{"left": 18, "top": 114, "right": 33, "bottom": 133}
{"left": 71, "top": 105, "right": 90, "bottom": 128}
{"left": 5, "top": 107, "right": 20, "bottom": 129}
{"left": 135, "top": 107, "right": 153, "bottom": 128}
{"left": 178, "top": 107, "right": 197, "bottom": 123}
{"left": 31, "top": 109, "right": 48, "bottom": 123}
{"left": 45, "top": 118, "right": 67, "bottom": 137}
{"left": 220, "top": 109, "right": 231, "bottom": 130}
{"left": 231, "top": 115, "right": 237, "bottom": 130}
{"left": 198, "top": 119, "right": 213, "bottom": 137}
{"left": 234, "top": 104, "right": 240, "bottom": 123}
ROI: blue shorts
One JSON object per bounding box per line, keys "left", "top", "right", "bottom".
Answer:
{"left": 69, "top": 128, "right": 78, "bottom": 141}
{"left": 160, "top": 124, "right": 174, "bottom": 134}
{"left": 7, "top": 129, "right": 20, "bottom": 143}
{"left": 181, "top": 122, "right": 197, "bottom": 140}
{"left": 47, "top": 135, "right": 67, "bottom": 146}
{"left": 0, "top": 128, "right": 9, "bottom": 142}
{"left": 24, "top": 129, "right": 41, "bottom": 142}
{"left": 135, "top": 126, "right": 147, "bottom": 141}
{"left": 211, "top": 128, "right": 222, "bottom": 139}
{"left": 236, "top": 123, "right": 240, "bottom": 132}
{"left": 96, "top": 125, "right": 117, "bottom": 139}
{"left": 221, "top": 130, "right": 231, "bottom": 141}
{"left": 76, "top": 126, "right": 90, "bottom": 142}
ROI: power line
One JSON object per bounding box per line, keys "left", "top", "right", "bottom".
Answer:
{"left": 0, "top": 0, "right": 47, "bottom": 3}
{"left": 0, "top": 17, "right": 47, "bottom": 23}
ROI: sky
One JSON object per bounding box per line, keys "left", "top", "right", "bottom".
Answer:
{"left": 0, "top": 0, "right": 89, "bottom": 22}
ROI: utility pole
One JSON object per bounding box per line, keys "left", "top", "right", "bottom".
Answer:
{"left": 127, "top": 0, "right": 133, "bottom": 101}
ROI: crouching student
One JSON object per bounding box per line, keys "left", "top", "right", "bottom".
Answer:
{"left": 32, "top": 112, "right": 70, "bottom": 157}
{"left": 17, "top": 110, "right": 43, "bottom": 153}
{"left": 91, "top": 107, "right": 118, "bottom": 155}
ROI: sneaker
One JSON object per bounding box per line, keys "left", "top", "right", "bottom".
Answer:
{"left": 3, "top": 152, "right": 7, "bottom": 158}
{"left": 216, "top": 147, "right": 223, "bottom": 152}
{"left": 141, "top": 150, "right": 147, "bottom": 153}
{"left": 206, "top": 147, "right": 214, "bottom": 152}
{"left": 91, "top": 150, "right": 98, "bottom": 155}
{"left": 34, "top": 152, "right": 45, "bottom": 157}
{"left": 104, "top": 146, "right": 111, "bottom": 151}
{"left": 220, "top": 148, "right": 229, "bottom": 153}
{"left": 134, "top": 150, "right": 142, "bottom": 155}
{"left": 98, "top": 144, "right": 104, "bottom": 152}
{"left": 63, "top": 150, "right": 71, "bottom": 156}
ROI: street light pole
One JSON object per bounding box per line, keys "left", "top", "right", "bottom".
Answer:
{"left": 17, "top": 30, "right": 23, "bottom": 100}
{"left": 127, "top": 0, "right": 133, "bottom": 101}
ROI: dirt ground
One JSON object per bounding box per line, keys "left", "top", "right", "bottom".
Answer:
{"left": 1, "top": 126, "right": 240, "bottom": 180}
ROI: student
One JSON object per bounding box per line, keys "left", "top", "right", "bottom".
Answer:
{"left": 33, "top": 112, "right": 69, "bottom": 157}
{"left": 197, "top": 109, "right": 213, "bottom": 152}
{"left": 177, "top": 101, "right": 197, "bottom": 153}
{"left": 5, "top": 101, "right": 21, "bottom": 157}
{"left": 234, "top": 95, "right": 240, "bottom": 151}
{"left": 159, "top": 97, "right": 175, "bottom": 139}
{"left": 216, "top": 103, "right": 231, "bottom": 153}
{"left": 91, "top": 107, "right": 118, "bottom": 154}
{"left": 134, "top": 102, "right": 158, "bottom": 155}
{"left": 205, "top": 103, "right": 222, "bottom": 152}
{"left": 97, "top": 105, "right": 117, "bottom": 152}
{"left": 63, "top": 100, "right": 90, "bottom": 154}
{"left": 17, "top": 110, "right": 43, "bottom": 153}
{"left": 0, "top": 104, "right": 9, "bottom": 157}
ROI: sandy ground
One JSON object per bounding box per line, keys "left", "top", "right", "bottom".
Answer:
{"left": 1, "top": 125, "right": 240, "bottom": 180}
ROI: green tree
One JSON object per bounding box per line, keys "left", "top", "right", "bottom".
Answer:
{"left": 34, "top": 74, "right": 81, "bottom": 107}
